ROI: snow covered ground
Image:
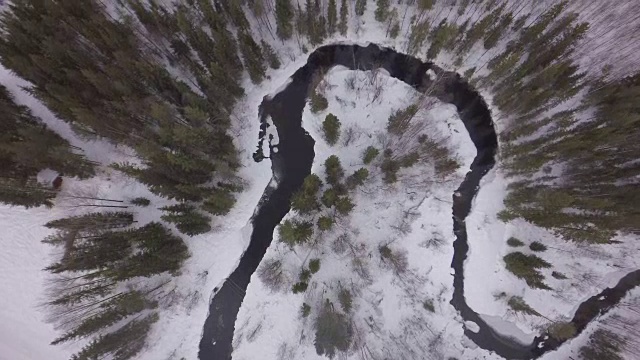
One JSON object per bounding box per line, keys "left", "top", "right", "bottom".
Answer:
{"left": 0, "top": 205, "right": 79, "bottom": 360}
{"left": 2, "top": 1, "right": 639, "bottom": 359}
{"left": 231, "top": 66, "right": 501, "bottom": 360}
{"left": 0, "top": 61, "right": 272, "bottom": 359}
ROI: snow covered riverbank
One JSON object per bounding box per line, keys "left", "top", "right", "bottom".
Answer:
{"left": 231, "top": 65, "right": 501, "bottom": 360}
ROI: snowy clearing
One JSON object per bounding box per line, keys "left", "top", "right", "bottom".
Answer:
{"left": 232, "top": 66, "right": 496, "bottom": 360}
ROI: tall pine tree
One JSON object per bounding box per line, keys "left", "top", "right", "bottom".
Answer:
{"left": 276, "top": 0, "right": 294, "bottom": 39}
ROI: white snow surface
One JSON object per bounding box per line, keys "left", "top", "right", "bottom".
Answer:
{"left": 232, "top": 66, "right": 488, "bottom": 360}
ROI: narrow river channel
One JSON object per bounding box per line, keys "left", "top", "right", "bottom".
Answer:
{"left": 198, "top": 43, "right": 640, "bottom": 360}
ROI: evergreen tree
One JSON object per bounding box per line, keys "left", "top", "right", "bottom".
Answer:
{"left": 484, "top": 11, "right": 514, "bottom": 49}
{"left": 238, "top": 31, "right": 266, "bottom": 83}
{"left": 192, "top": 0, "right": 244, "bottom": 81}
{"left": 306, "top": 0, "right": 327, "bottom": 45}
{"left": 161, "top": 203, "right": 212, "bottom": 236}
{"left": 381, "top": 150, "right": 400, "bottom": 184}
{"left": 457, "top": 0, "right": 469, "bottom": 15}
{"left": 314, "top": 300, "right": 353, "bottom": 357}
{"left": 389, "top": 21, "right": 401, "bottom": 39}
{"left": 45, "top": 212, "right": 134, "bottom": 232}
{"left": 407, "top": 19, "right": 431, "bottom": 55}
{"left": 387, "top": 105, "right": 419, "bottom": 135}
{"left": 362, "top": 146, "right": 380, "bottom": 164}
{"left": 202, "top": 188, "right": 237, "bottom": 216}
{"left": 456, "top": 10, "right": 501, "bottom": 55}
{"left": 346, "top": 168, "right": 369, "bottom": 189}
{"left": 417, "top": 0, "right": 435, "bottom": 10}
{"left": 0, "top": 177, "right": 57, "bottom": 208}
{"left": 338, "top": 0, "right": 349, "bottom": 35}
{"left": 0, "top": 0, "right": 240, "bottom": 214}
{"left": 221, "top": 1, "right": 250, "bottom": 30}
{"left": 317, "top": 216, "right": 334, "bottom": 231}
{"left": 278, "top": 219, "right": 314, "bottom": 246}
{"left": 500, "top": 73, "right": 640, "bottom": 244}
{"left": 291, "top": 174, "right": 322, "bottom": 214}
{"left": 580, "top": 329, "right": 625, "bottom": 360}
{"left": 276, "top": 0, "right": 294, "bottom": 40}
{"left": 427, "top": 20, "right": 458, "bottom": 60}
{"left": 310, "top": 90, "right": 329, "bottom": 113}
{"left": 355, "top": 0, "right": 367, "bottom": 16}
{"left": 71, "top": 314, "right": 159, "bottom": 360}
{"left": 43, "top": 209, "right": 189, "bottom": 359}
{"left": 110, "top": 222, "right": 189, "bottom": 280}
{"left": 0, "top": 85, "right": 94, "bottom": 207}
{"left": 321, "top": 188, "right": 339, "bottom": 208}
{"left": 335, "top": 196, "right": 355, "bottom": 215}
{"left": 324, "top": 155, "right": 345, "bottom": 185}
{"left": 130, "top": 197, "right": 151, "bottom": 207}
{"left": 52, "top": 291, "right": 156, "bottom": 345}
{"left": 261, "top": 40, "right": 281, "bottom": 69}
{"left": 519, "top": 1, "right": 568, "bottom": 46}
{"left": 327, "top": 0, "right": 338, "bottom": 35}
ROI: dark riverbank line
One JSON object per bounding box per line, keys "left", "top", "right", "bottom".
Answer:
{"left": 198, "top": 43, "right": 640, "bottom": 360}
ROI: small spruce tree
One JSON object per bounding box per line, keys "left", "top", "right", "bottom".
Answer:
{"left": 261, "top": 40, "right": 281, "bottom": 69}
{"left": 310, "top": 91, "right": 329, "bottom": 113}
{"left": 335, "top": 196, "right": 355, "bottom": 215}
{"left": 322, "top": 113, "right": 341, "bottom": 145}
{"left": 161, "top": 203, "right": 212, "bottom": 236}
{"left": 355, "top": 0, "right": 367, "bottom": 16}
{"left": 318, "top": 216, "right": 334, "bottom": 231}
{"left": 275, "top": 0, "right": 294, "bottom": 39}
{"left": 362, "top": 146, "right": 380, "bottom": 164}
{"left": 374, "top": 0, "right": 390, "bottom": 22}
{"left": 202, "top": 188, "right": 236, "bottom": 216}
{"left": 324, "top": 155, "right": 345, "bottom": 185}
{"left": 321, "top": 188, "right": 339, "bottom": 208}
{"left": 278, "top": 219, "right": 314, "bottom": 246}
{"left": 327, "top": 0, "right": 337, "bottom": 34}
{"left": 338, "top": 0, "right": 349, "bottom": 35}
{"left": 346, "top": 168, "right": 369, "bottom": 189}
{"left": 314, "top": 300, "right": 353, "bottom": 357}
{"left": 309, "top": 258, "right": 321, "bottom": 273}
{"left": 291, "top": 174, "right": 322, "bottom": 214}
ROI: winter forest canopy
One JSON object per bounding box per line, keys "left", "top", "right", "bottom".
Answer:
{"left": 0, "top": 1, "right": 639, "bottom": 360}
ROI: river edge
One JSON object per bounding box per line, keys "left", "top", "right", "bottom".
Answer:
{"left": 198, "top": 43, "right": 640, "bottom": 360}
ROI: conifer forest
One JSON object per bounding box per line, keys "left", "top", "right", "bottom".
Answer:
{"left": 0, "top": 1, "right": 638, "bottom": 360}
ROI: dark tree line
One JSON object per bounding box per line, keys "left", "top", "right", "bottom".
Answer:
{"left": 43, "top": 211, "right": 188, "bottom": 359}
{"left": 499, "top": 72, "right": 640, "bottom": 244}
{"left": 462, "top": 2, "right": 640, "bottom": 245}
{"left": 0, "top": 84, "right": 94, "bottom": 208}
{"left": 0, "top": 0, "right": 241, "bottom": 218}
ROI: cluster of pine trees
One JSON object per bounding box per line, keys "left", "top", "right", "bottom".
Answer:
{"left": 278, "top": 152, "right": 362, "bottom": 356}
{"left": 275, "top": 0, "right": 351, "bottom": 46}
{"left": 469, "top": 2, "right": 640, "bottom": 245}
{"left": 43, "top": 211, "right": 188, "bottom": 359}
{"left": 281, "top": 154, "right": 362, "bottom": 250}
{"left": 499, "top": 72, "right": 639, "bottom": 244}
{"left": 0, "top": 85, "right": 95, "bottom": 207}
